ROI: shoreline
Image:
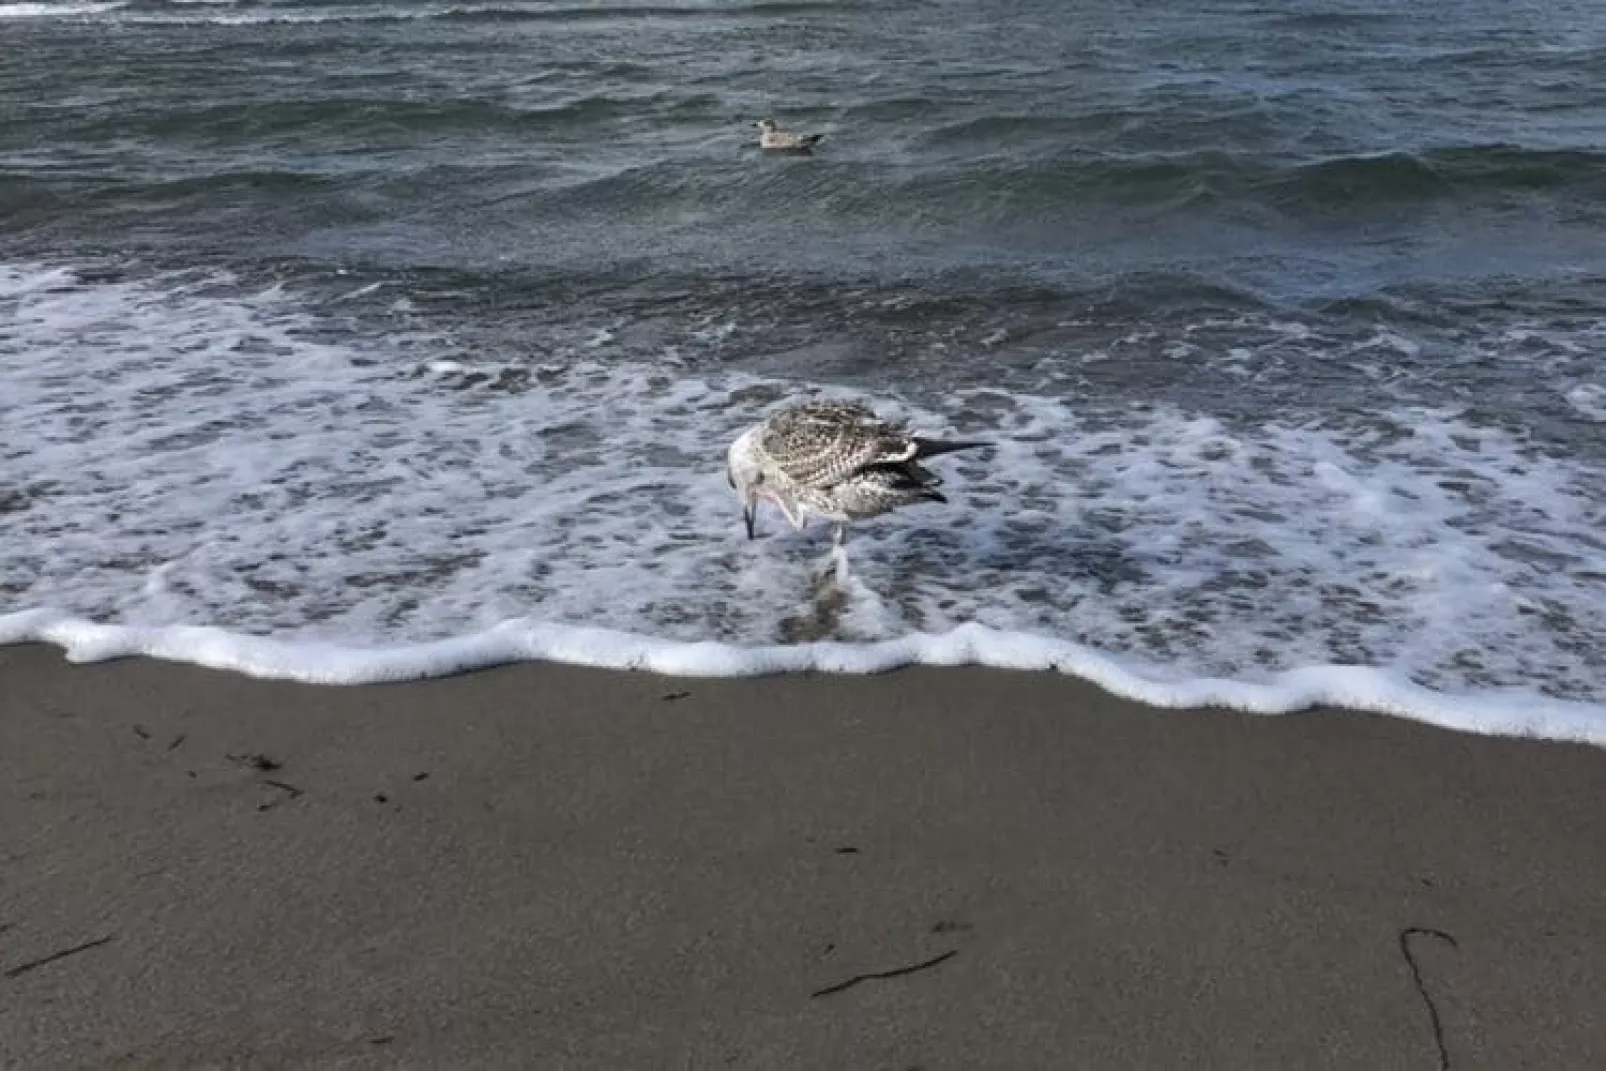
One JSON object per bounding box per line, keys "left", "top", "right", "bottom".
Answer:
{"left": 3, "top": 643, "right": 1605, "bottom": 1067}
{"left": 5, "top": 614, "right": 1604, "bottom": 748}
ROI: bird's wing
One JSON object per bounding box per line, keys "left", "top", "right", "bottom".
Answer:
{"left": 759, "top": 401, "right": 916, "bottom": 489}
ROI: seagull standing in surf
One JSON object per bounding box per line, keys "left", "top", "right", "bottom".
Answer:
{"left": 755, "top": 118, "right": 825, "bottom": 153}
{"left": 726, "top": 400, "right": 989, "bottom": 574}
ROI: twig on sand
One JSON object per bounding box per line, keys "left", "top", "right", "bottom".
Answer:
{"left": 166, "top": 733, "right": 187, "bottom": 751}
{"left": 1399, "top": 927, "right": 1459, "bottom": 1071}
{"left": 255, "top": 779, "right": 305, "bottom": 811}
{"left": 4, "top": 935, "right": 116, "bottom": 979}
{"left": 132, "top": 725, "right": 151, "bottom": 741}
{"left": 811, "top": 949, "right": 958, "bottom": 999}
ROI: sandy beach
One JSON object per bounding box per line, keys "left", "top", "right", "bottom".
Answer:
{"left": 2, "top": 643, "right": 1603, "bottom": 1068}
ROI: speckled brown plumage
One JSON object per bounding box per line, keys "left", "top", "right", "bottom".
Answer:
{"left": 757, "top": 401, "right": 921, "bottom": 491}
{"left": 728, "top": 400, "right": 990, "bottom": 541}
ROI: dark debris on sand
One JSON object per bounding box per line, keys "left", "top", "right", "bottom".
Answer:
{"left": 227, "top": 752, "right": 283, "bottom": 773}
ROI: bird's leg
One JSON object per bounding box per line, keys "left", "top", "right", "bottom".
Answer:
{"left": 831, "top": 524, "right": 851, "bottom": 584}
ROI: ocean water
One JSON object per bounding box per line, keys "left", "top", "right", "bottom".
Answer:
{"left": 3, "top": 0, "right": 1604, "bottom": 741}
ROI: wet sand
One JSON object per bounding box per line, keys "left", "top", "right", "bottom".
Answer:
{"left": 2, "top": 643, "right": 1604, "bottom": 1068}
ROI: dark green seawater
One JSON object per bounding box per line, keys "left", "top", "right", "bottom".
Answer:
{"left": 5, "top": 0, "right": 1606, "bottom": 424}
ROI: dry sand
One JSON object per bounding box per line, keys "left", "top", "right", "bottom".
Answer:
{"left": 2, "top": 642, "right": 1604, "bottom": 1068}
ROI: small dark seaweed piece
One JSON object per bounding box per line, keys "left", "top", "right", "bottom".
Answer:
{"left": 227, "top": 753, "right": 282, "bottom": 772}
{"left": 1399, "top": 927, "right": 1459, "bottom": 1071}
{"left": 811, "top": 950, "right": 958, "bottom": 998}
{"left": 4, "top": 935, "right": 115, "bottom": 979}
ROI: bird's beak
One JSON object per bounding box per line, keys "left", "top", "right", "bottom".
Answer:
{"left": 742, "top": 502, "right": 757, "bottom": 540}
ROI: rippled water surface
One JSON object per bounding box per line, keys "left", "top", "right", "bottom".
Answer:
{"left": 3, "top": 0, "right": 1604, "bottom": 714}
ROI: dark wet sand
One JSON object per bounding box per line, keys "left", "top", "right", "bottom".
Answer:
{"left": 2, "top": 643, "right": 1604, "bottom": 1069}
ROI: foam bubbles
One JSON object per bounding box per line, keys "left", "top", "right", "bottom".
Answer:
{"left": 3, "top": 263, "right": 1604, "bottom": 740}
{"left": 0, "top": 1, "right": 124, "bottom": 18}
{"left": 1566, "top": 383, "right": 1606, "bottom": 422}
{"left": 5, "top": 609, "right": 1603, "bottom": 746}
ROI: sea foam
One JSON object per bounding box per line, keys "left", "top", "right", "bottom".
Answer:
{"left": 3, "top": 262, "right": 1603, "bottom": 744}
{"left": 0, "top": 1, "right": 125, "bottom": 17}
{"left": 5, "top": 609, "right": 1604, "bottom": 746}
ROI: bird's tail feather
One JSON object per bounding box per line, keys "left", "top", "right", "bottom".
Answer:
{"left": 912, "top": 438, "right": 991, "bottom": 460}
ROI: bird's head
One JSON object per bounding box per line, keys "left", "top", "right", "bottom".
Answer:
{"left": 755, "top": 118, "right": 778, "bottom": 133}
{"left": 726, "top": 427, "right": 765, "bottom": 539}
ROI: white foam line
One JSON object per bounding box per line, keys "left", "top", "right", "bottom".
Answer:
{"left": 4, "top": 609, "right": 1602, "bottom": 747}
{"left": 0, "top": 1, "right": 124, "bottom": 18}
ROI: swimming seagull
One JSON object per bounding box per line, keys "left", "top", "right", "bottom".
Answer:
{"left": 726, "top": 400, "right": 990, "bottom": 556}
{"left": 755, "top": 118, "right": 824, "bottom": 153}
